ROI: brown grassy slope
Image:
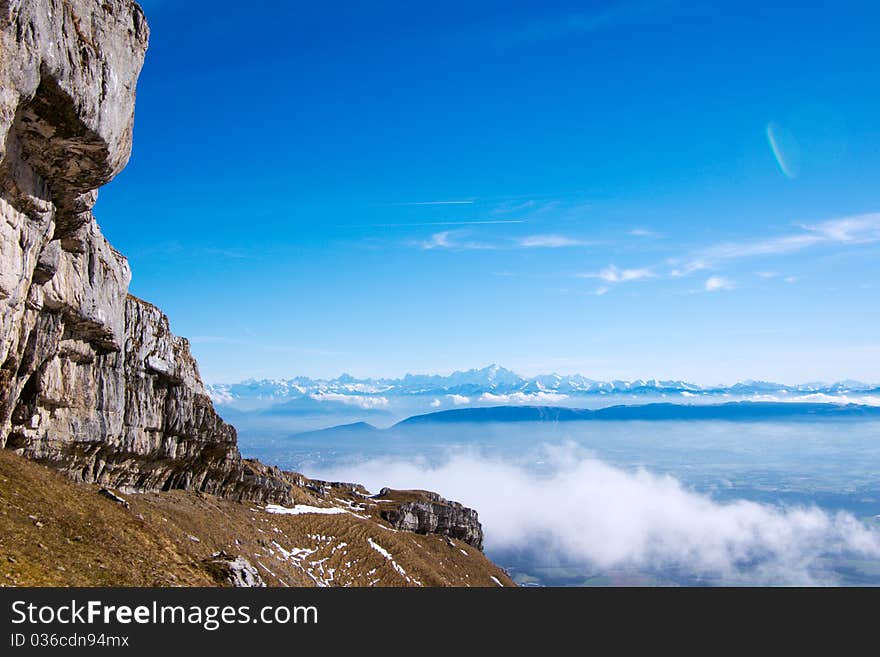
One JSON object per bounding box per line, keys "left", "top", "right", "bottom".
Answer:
{"left": 0, "top": 450, "right": 514, "bottom": 587}
{"left": 0, "top": 449, "right": 214, "bottom": 586}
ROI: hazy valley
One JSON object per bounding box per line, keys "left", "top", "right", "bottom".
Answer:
{"left": 209, "top": 368, "right": 880, "bottom": 586}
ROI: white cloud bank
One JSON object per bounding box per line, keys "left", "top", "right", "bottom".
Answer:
{"left": 312, "top": 446, "right": 880, "bottom": 585}
{"left": 310, "top": 392, "right": 389, "bottom": 409}
{"left": 747, "top": 393, "right": 880, "bottom": 407}
{"left": 478, "top": 392, "right": 569, "bottom": 404}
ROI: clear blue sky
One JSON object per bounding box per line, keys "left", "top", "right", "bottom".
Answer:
{"left": 96, "top": 0, "right": 880, "bottom": 384}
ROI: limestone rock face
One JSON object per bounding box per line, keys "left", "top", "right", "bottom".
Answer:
{"left": 377, "top": 489, "right": 485, "bottom": 550}
{"left": 0, "top": 0, "right": 296, "bottom": 504}
{"left": 0, "top": 0, "right": 489, "bottom": 555}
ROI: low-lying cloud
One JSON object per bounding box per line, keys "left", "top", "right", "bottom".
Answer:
{"left": 312, "top": 445, "right": 880, "bottom": 585}
{"left": 478, "top": 391, "right": 569, "bottom": 404}
{"left": 747, "top": 392, "right": 880, "bottom": 407}
{"left": 440, "top": 392, "right": 570, "bottom": 406}
{"left": 310, "top": 392, "right": 389, "bottom": 409}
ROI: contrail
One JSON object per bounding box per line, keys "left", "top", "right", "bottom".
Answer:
{"left": 383, "top": 200, "right": 475, "bottom": 206}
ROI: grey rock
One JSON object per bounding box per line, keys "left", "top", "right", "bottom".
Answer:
{"left": 0, "top": 0, "right": 486, "bottom": 551}
{"left": 377, "top": 488, "right": 484, "bottom": 550}
{"left": 97, "top": 486, "right": 129, "bottom": 509}
{"left": 202, "top": 551, "right": 265, "bottom": 588}
{"left": 0, "top": 1, "right": 296, "bottom": 505}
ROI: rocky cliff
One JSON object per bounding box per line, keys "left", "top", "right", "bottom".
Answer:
{"left": 0, "top": 448, "right": 513, "bottom": 586}
{"left": 377, "top": 489, "right": 484, "bottom": 550}
{"left": 0, "top": 0, "right": 487, "bottom": 562}
{"left": 0, "top": 0, "right": 306, "bottom": 507}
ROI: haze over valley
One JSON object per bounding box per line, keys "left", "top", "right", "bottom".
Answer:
{"left": 215, "top": 365, "right": 880, "bottom": 586}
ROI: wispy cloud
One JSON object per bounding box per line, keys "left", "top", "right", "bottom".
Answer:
{"left": 682, "top": 213, "right": 880, "bottom": 271}
{"left": 421, "top": 211, "right": 879, "bottom": 297}
{"left": 668, "top": 259, "right": 710, "bottom": 277}
{"left": 629, "top": 228, "right": 663, "bottom": 238}
{"left": 420, "top": 231, "right": 454, "bottom": 250}
{"left": 383, "top": 199, "right": 475, "bottom": 206}
{"left": 517, "top": 234, "right": 590, "bottom": 248}
{"left": 580, "top": 264, "right": 656, "bottom": 284}
{"left": 419, "top": 230, "right": 589, "bottom": 251}
{"left": 808, "top": 214, "right": 880, "bottom": 243}
{"left": 704, "top": 276, "right": 735, "bottom": 292}
{"left": 419, "top": 231, "right": 497, "bottom": 250}
{"left": 489, "top": 199, "right": 540, "bottom": 215}
{"left": 602, "top": 212, "right": 880, "bottom": 292}
{"left": 506, "top": 0, "right": 674, "bottom": 45}
{"left": 375, "top": 220, "right": 524, "bottom": 228}
{"left": 203, "top": 248, "right": 250, "bottom": 260}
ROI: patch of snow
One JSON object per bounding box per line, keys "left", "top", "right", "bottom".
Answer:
{"left": 367, "top": 538, "right": 422, "bottom": 586}
{"left": 266, "top": 504, "right": 348, "bottom": 516}
{"left": 367, "top": 537, "right": 394, "bottom": 560}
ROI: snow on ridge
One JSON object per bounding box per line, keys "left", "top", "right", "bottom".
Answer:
{"left": 367, "top": 538, "right": 421, "bottom": 585}
{"left": 206, "top": 369, "right": 880, "bottom": 408}
{"left": 206, "top": 385, "right": 235, "bottom": 405}
{"left": 367, "top": 537, "right": 394, "bottom": 560}
{"left": 265, "top": 504, "right": 349, "bottom": 516}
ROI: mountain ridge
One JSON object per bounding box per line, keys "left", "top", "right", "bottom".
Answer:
{"left": 394, "top": 401, "right": 880, "bottom": 426}
{"left": 283, "top": 401, "right": 880, "bottom": 438}
{"left": 207, "top": 365, "right": 880, "bottom": 408}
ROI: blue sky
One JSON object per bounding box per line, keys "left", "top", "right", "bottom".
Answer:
{"left": 96, "top": 0, "right": 880, "bottom": 384}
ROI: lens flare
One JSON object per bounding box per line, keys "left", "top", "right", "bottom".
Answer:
{"left": 766, "top": 121, "right": 800, "bottom": 179}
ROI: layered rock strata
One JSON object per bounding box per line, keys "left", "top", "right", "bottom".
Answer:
{"left": 0, "top": 0, "right": 488, "bottom": 553}
{"left": 377, "top": 489, "right": 484, "bottom": 550}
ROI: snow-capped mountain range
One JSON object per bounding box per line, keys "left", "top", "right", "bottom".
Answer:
{"left": 206, "top": 364, "right": 880, "bottom": 411}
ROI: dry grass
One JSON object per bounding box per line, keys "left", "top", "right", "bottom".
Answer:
{"left": 0, "top": 449, "right": 212, "bottom": 586}
{"left": 0, "top": 450, "right": 514, "bottom": 587}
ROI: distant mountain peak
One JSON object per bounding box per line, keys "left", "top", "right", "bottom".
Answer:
{"left": 206, "top": 367, "right": 878, "bottom": 409}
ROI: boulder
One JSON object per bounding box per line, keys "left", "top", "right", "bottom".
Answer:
{"left": 202, "top": 551, "right": 265, "bottom": 588}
